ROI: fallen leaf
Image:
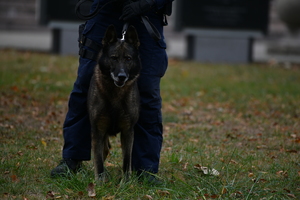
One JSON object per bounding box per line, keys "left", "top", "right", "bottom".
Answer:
{"left": 78, "top": 191, "right": 84, "bottom": 196}
{"left": 204, "top": 193, "right": 219, "bottom": 199}
{"left": 276, "top": 171, "right": 288, "bottom": 178}
{"left": 210, "top": 194, "right": 219, "bottom": 199}
{"left": 105, "top": 162, "right": 116, "bottom": 167}
{"left": 87, "top": 183, "right": 96, "bottom": 198}
{"left": 230, "top": 159, "right": 238, "bottom": 164}
{"left": 41, "top": 139, "right": 47, "bottom": 147}
{"left": 11, "top": 86, "right": 19, "bottom": 92}
{"left": 230, "top": 191, "right": 243, "bottom": 198}
{"left": 46, "top": 191, "right": 55, "bottom": 199}
{"left": 294, "top": 138, "right": 300, "bottom": 144}
{"left": 165, "top": 104, "right": 176, "bottom": 112}
{"left": 194, "top": 164, "right": 201, "bottom": 169}
{"left": 194, "top": 164, "right": 220, "bottom": 176}
{"left": 103, "top": 195, "right": 115, "bottom": 200}
{"left": 143, "top": 195, "right": 153, "bottom": 199}
{"left": 11, "top": 174, "right": 19, "bottom": 182}
{"left": 189, "top": 138, "right": 199, "bottom": 142}
{"left": 157, "top": 190, "right": 170, "bottom": 196}
{"left": 286, "top": 149, "right": 297, "bottom": 153}
{"left": 183, "top": 162, "right": 188, "bottom": 171}
{"left": 260, "top": 179, "right": 267, "bottom": 183}
{"left": 287, "top": 193, "right": 296, "bottom": 199}
{"left": 252, "top": 178, "right": 267, "bottom": 183}
{"left": 221, "top": 187, "right": 227, "bottom": 194}
{"left": 164, "top": 147, "right": 172, "bottom": 151}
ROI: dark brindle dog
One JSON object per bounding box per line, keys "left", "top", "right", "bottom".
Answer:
{"left": 88, "top": 25, "right": 141, "bottom": 181}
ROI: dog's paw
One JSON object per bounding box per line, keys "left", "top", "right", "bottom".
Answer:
{"left": 95, "top": 172, "right": 110, "bottom": 184}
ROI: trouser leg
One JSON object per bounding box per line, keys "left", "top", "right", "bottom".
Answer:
{"left": 132, "top": 74, "right": 163, "bottom": 174}
{"left": 62, "top": 57, "right": 96, "bottom": 160}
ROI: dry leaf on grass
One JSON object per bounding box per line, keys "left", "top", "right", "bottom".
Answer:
{"left": 103, "top": 195, "right": 115, "bottom": 200}
{"left": 221, "top": 187, "right": 227, "bottom": 194}
{"left": 276, "top": 170, "right": 288, "bottom": 178}
{"left": 46, "top": 191, "right": 54, "bottom": 199}
{"left": 10, "top": 174, "right": 19, "bottom": 182}
{"left": 105, "top": 162, "right": 116, "bottom": 167}
{"left": 41, "top": 139, "right": 47, "bottom": 147}
{"left": 287, "top": 193, "right": 297, "bottom": 199}
{"left": 157, "top": 190, "right": 170, "bottom": 196}
{"left": 87, "top": 183, "right": 96, "bottom": 198}
{"left": 194, "top": 164, "right": 220, "bottom": 176}
{"left": 143, "top": 194, "right": 153, "bottom": 199}
{"left": 183, "top": 162, "right": 188, "bottom": 171}
{"left": 78, "top": 191, "right": 84, "bottom": 196}
{"left": 46, "top": 191, "right": 58, "bottom": 199}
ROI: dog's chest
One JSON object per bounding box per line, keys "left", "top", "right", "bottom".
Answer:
{"left": 99, "top": 98, "right": 132, "bottom": 135}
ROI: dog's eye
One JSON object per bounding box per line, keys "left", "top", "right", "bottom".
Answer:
{"left": 125, "top": 56, "right": 132, "bottom": 61}
{"left": 111, "top": 56, "right": 118, "bottom": 61}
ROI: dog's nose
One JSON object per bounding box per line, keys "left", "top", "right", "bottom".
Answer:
{"left": 118, "top": 75, "right": 127, "bottom": 82}
{"left": 117, "top": 69, "right": 128, "bottom": 81}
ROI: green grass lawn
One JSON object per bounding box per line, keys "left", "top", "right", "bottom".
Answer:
{"left": 1, "top": 50, "right": 300, "bottom": 199}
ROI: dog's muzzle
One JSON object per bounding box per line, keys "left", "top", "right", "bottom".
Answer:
{"left": 111, "top": 70, "right": 128, "bottom": 88}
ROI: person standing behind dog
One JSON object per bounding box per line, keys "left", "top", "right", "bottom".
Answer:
{"left": 51, "top": 0, "right": 173, "bottom": 184}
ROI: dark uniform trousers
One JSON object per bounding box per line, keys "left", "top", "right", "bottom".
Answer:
{"left": 62, "top": 0, "right": 168, "bottom": 174}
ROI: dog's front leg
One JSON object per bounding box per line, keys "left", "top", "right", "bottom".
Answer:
{"left": 120, "top": 128, "right": 134, "bottom": 180}
{"left": 92, "top": 131, "right": 109, "bottom": 182}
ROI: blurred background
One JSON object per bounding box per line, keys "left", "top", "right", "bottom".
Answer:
{"left": 0, "top": 0, "right": 300, "bottom": 64}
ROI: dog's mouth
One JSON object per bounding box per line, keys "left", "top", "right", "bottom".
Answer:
{"left": 114, "top": 79, "right": 127, "bottom": 87}
{"left": 111, "top": 72, "right": 128, "bottom": 88}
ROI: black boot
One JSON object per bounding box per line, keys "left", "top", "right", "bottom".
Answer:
{"left": 50, "top": 159, "right": 82, "bottom": 177}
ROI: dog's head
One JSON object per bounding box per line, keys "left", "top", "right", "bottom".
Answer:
{"left": 99, "top": 25, "right": 141, "bottom": 88}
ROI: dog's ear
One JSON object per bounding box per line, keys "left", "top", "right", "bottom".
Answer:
{"left": 102, "top": 25, "right": 118, "bottom": 46}
{"left": 125, "top": 26, "right": 140, "bottom": 48}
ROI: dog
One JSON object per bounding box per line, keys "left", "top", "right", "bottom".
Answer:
{"left": 87, "top": 24, "right": 141, "bottom": 181}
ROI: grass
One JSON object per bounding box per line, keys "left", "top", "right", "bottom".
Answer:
{"left": 1, "top": 49, "right": 300, "bottom": 199}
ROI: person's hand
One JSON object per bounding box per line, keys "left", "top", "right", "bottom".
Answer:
{"left": 120, "top": 0, "right": 155, "bottom": 21}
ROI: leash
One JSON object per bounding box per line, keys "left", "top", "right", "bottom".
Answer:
{"left": 121, "top": 16, "right": 161, "bottom": 41}
{"left": 141, "top": 16, "right": 161, "bottom": 41}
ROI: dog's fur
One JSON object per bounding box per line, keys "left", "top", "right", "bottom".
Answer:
{"left": 87, "top": 25, "right": 141, "bottom": 181}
